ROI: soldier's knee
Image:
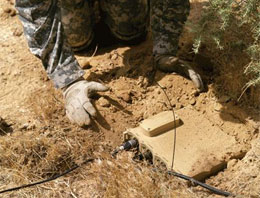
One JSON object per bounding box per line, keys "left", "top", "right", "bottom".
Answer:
{"left": 61, "top": 0, "right": 94, "bottom": 51}
{"left": 100, "top": 0, "right": 149, "bottom": 42}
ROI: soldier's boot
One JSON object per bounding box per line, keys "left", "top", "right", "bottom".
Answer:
{"left": 60, "top": 0, "right": 94, "bottom": 51}
{"left": 156, "top": 55, "right": 204, "bottom": 91}
{"left": 100, "top": 0, "right": 149, "bottom": 43}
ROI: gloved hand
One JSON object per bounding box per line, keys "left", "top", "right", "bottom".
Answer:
{"left": 157, "top": 56, "right": 204, "bottom": 92}
{"left": 63, "top": 80, "right": 109, "bottom": 126}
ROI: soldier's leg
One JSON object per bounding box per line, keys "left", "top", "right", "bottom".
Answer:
{"left": 16, "top": 0, "right": 85, "bottom": 89}
{"left": 99, "top": 0, "right": 149, "bottom": 42}
{"left": 150, "top": 0, "right": 204, "bottom": 91}
{"left": 150, "top": 0, "right": 190, "bottom": 59}
{"left": 61, "top": 0, "right": 95, "bottom": 51}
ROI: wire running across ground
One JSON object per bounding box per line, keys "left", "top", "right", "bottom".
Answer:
{"left": 156, "top": 82, "right": 177, "bottom": 170}
{"left": 155, "top": 81, "right": 232, "bottom": 197}
{"left": 0, "top": 158, "right": 94, "bottom": 194}
{"left": 0, "top": 82, "right": 233, "bottom": 197}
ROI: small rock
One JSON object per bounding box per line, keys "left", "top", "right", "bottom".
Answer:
{"left": 143, "top": 111, "right": 150, "bottom": 119}
{"left": 98, "top": 97, "right": 110, "bottom": 107}
{"left": 10, "top": 9, "right": 16, "bottom": 17}
{"left": 13, "top": 28, "right": 23, "bottom": 37}
{"left": 189, "top": 98, "right": 196, "bottom": 105}
{"left": 20, "top": 123, "right": 35, "bottom": 130}
{"left": 227, "top": 159, "right": 238, "bottom": 169}
{"left": 4, "top": 8, "right": 16, "bottom": 16}
{"left": 20, "top": 123, "right": 29, "bottom": 130}
{"left": 111, "top": 53, "right": 118, "bottom": 60}
{"left": 147, "top": 87, "right": 154, "bottom": 92}
{"left": 110, "top": 106, "right": 118, "bottom": 113}
{"left": 0, "top": 117, "right": 12, "bottom": 133}
{"left": 192, "top": 90, "right": 200, "bottom": 97}
{"left": 121, "top": 92, "right": 131, "bottom": 103}
{"left": 63, "top": 128, "right": 71, "bottom": 132}
{"left": 116, "top": 90, "right": 132, "bottom": 103}
{"left": 4, "top": 8, "right": 12, "bottom": 13}
{"left": 214, "top": 103, "right": 222, "bottom": 112}
{"left": 176, "top": 103, "right": 184, "bottom": 109}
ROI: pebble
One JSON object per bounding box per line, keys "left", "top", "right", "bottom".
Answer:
{"left": 192, "top": 90, "right": 200, "bottom": 97}
{"left": 176, "top": 103, "right": 184, "bottom": 109}
{"left": 4, "top": 8, "right": 16, "bottom": 16}
{"left": 214, "top": 103, "right": 222, "bottom": 112}
{"left": 111, "top": 53, "right": 118, "bottom": 60}
{"left": 189, "top": 98, "right": 196, "bottom": 105}
{"left": 4, "top": 8, "right": 12, "bottom": 13}
{"left": 121, "top": 92, "right": 131, "bottom": 103}
{"left": 13, "top": 28, "right": 23, "bottom": 37}
{"left": 227, "top": 159, "right": 238, "bottom": 169}
{"left": 110, "top": 106, "right": 118, "bottom": 113}
{"left": 98, "top": 96, "right": 110, "bottom": 107}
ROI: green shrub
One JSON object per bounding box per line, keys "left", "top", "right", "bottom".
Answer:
{"left": 191, "top": 0, "right": 260, "bottom": 91}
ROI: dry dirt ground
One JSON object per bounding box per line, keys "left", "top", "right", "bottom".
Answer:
{"left": 0, "top": 0, "right": 260, "bottom": 198}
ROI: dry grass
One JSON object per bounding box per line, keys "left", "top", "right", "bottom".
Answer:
{"left": 0, "top": 83, "right": 202, "bottom": 198}
{"left": 90, "top": 153, "right": 197, "bottom": 198}
{"left": 26, "top": 82, "right": 65, "bottom": 126}
{"left": 0, "top": 1, "right": 240, "bottom": 197}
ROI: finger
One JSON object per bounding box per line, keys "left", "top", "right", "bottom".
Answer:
{"left": 188, "top": 69, "right": 204, "bottom": 92}
{"left": 66, "top": 108, "right": 75, "bottom": 124}
{"left": 83, "top": 101, "right": 97, "bottom": 117}
{"left": 66, "top": 101, "right": 91, "bottom": 126}
{"left": 87, "top": 82, "right": 109, "bottom": 92}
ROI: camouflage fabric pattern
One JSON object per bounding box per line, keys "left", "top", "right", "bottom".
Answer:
{"left": 60, "top": 0, "right": 94, "bottom": 51}
{"left": 16, "top": 0, "right": 85, "bottom": 89}
{"left": 150, "top": 0, "right": 190, "bottom": 61}
{"left": 16, "top": 0, "right": 189, "bottom": 89}
{"left": 100, "top": 0, "right": 149, "bottom": 41}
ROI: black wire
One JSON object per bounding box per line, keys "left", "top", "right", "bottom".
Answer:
{"left": 156, "top": 82, "right": 177, "bottom": 170}
{"left": 155, "top": 82, "right": 232, "bottom": 197}
{"left": 0, "top": 158, "right": 94, "bottom": 194}
{"left": 168, "top": 171, "right": 232, "bottom": 197}
{"left": 0, "top": 78, "right": 231, "bottom": 197}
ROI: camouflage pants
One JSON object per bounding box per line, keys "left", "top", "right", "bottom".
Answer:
{"left": 61, "top": 0, "right": 149, "bottom": 51}
{"left": 16, "top": 0, "right": 190, "bottom": 89}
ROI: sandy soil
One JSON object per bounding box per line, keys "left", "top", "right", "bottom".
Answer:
{"left": 0, "top": 0, "right": 259, "bottom": 197}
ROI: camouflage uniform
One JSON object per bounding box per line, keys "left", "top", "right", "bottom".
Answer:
{"left": 16, "top": 0, "right": 190, "bottom": 89}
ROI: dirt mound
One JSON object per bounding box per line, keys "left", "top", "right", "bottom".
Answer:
{"left": 0, "top": 0, "right": 259, "bottom": 197}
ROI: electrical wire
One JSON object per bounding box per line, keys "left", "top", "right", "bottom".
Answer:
{"left": 0, "top": 80, "right": 233, "bottom": 197}
{"left": 156, "top": 82, "right": 177, "bottom": 170}
{"left": 156, "top": 82, "right": 233, "bottom": 197}
{"left": 0, "top": 158, "right": 94, "bottom": 194}
{"left": 167, "top": 171, "right": 232, "bottom": 197}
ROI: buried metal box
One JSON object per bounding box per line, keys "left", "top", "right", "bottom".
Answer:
{"left": 123, "top": 107, "right": 244, "bottom": 180}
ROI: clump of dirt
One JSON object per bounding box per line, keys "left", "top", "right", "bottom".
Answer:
{"left": 0, "top": 0, "right": 259, "bottom": 197}
{"left": 206, "top": 137, "right": 260, "bottom": 198}
{"left": 0, "top": 117, "right": 12, "bottom": 135}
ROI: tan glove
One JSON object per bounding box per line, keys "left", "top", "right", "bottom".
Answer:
{"left": 63, "top": 80, "right": 109, "bottom": 126}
